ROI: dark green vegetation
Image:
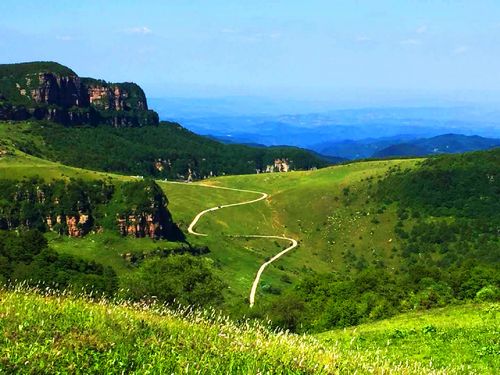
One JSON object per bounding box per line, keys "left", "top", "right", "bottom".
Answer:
{"left": 379, "top": 148, "right": 499, "bottom": 219}
{"left": 0, "top": 61, "right": 75, "bottom": 76}
{"left": 0, "top": 230, "right": 117, "bottom": 295}
{"left": 2, "top": 121, "right": 327, "bottom": 178}
{"left": 123, "top": 255, "right": 225, "bottom": 307}
{"left": 250, "top": 149, "right": 499, "bottom": 332}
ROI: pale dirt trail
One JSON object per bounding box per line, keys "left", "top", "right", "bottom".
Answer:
{"left": 164, "top": 181, "right": 298, "bottom": 307}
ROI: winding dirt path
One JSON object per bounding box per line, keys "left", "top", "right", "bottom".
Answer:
{"left": 165, "top": 181, "right": 298, "bottom": 307}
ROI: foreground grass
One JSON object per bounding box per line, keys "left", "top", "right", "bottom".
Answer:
{"left": 318, "top": 303, "right": 499, "bottom": 374}
{"left": 0, "top": 288, "right": 472, "bottom": 375}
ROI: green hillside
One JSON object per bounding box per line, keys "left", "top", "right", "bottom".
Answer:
{"left": 318, "top": 302, "right": 499, "bottom": 373}
{"left": 0, "top": 120, "right": 328, "bottom": 179}
{"left": 0, "top": 133, "right": 498, "bottom": 373}
{"left": 1, "top": 136, "right": 498, "bottom": 317}
{"left": 0, "top": 287, "right": 497, "bottom": 374}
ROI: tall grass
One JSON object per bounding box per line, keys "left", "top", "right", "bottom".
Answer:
{"left": 0, "top": 286, "right": 451, "bottom": 374}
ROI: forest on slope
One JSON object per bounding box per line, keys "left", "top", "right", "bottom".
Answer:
{"left": 249, "top": 148, "right": 499, "bottom": 332}
{"left": 1, "top": 120, "right": 328, "bottom": 178}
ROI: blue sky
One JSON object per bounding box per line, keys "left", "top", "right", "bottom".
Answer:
{"left": 1, "top": 0, "right": 500, "bottom": 104}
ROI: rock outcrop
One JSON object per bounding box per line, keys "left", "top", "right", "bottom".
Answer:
{"left": 115, "top": 180, "right": 175, "bottom": 240}
{"left": 45, "top": 213, "right": 92, "bottom": 237}
{"left": 0, "top": 61, "right": 158, "bottom": 127}
{"left": 117, "top": 213, "right": 169, "bottom": 239}
{"left": 0, "top": 177, "right": 180, "bottom": 240}
{"left": 265, "top": 158, "right": 291, "bottom": 173}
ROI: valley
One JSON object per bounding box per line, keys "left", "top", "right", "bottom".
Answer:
{"left": 0, "top": 60, "right": 498, "bottom": 373}
{"left": 0, "top": 139, "right": 411, "bottom": 305}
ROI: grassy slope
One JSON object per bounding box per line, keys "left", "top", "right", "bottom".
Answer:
{"left": 196, "top": 159, "right": 420, "bottom": 305}
{"left": 0, "top": 288, "right": 496, "bottom": 374}
{"left": 318, "top": 303, "right": 499, "bottom": 374}
{"left": 0, "top": 147, "right": 270, "bottom": 301}
{"left": 0, "top": 136, "right": 420, "bottom": 305}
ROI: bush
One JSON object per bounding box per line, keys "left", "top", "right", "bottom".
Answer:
{"left": 475, "top": 285, "right": 499, "bottom": 302}
{"left": 122, "top": 255, "right": 225, "bottom": 307}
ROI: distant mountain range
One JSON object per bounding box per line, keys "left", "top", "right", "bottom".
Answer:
{"left": 151, "top": 99, "right": 500, "bottom": 151}
{"left": 372, "top": 134, "right": 500, "bottom": 158}
{"left": 309, "top": 135, "right": 420, "bottom": 159}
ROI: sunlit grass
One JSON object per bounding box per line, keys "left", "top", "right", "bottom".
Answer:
{"left": 1, "top": 286, "right": 481, "bottom": 374}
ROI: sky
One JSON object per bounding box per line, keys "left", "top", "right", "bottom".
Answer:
{"left": 1, "top": 0, "right": 500, "bottom": 106}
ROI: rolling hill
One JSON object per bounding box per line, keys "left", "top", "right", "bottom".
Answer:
{"left": 1, "top": 62, "right": 499, "bottom": 373}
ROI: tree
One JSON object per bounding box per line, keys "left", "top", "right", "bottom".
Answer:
{"left": 123, "top": 255, "right": 225, "bottom": 307}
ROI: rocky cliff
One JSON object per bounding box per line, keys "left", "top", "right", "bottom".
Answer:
{"left": 0, "top": 61, "right": 158, "bottom": 127}
{"left": 0, "top": 178, "right": 179, "bottom": 240}
{"left": 115, "top": 180, "right": 175, "bottom": 240}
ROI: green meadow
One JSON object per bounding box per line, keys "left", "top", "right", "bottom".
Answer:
{"left": 0, "top": 287, "right": 497, "bottom": 374}
{"left": 0, "top": 134, "right": 419, "bottom": 306}
{"left": 1, "top": 121, "right": 498, "bottom": 373}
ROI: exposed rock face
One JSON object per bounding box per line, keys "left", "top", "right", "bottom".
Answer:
{"left": 0, "top": 177, "right": 181, "bottom": 240}
{"left": 115, "top": 180, "right": 175, "bottom": 240}
{"left": 85, "top": 80, "right": 147, "bottom": 111}
{"left": 265, "top": 158, "right": 291, "bottom": 173}
{"left": 29, "top": 72, "right": 88, "bottom": 107}
{"left": 118, "top": 213, "right": 169, "bottom": 239}
{"left": 44, "top": 212, "right": 92, "bottom": 238}
{"left": 0, "top": 62, "right": 158, "bottom": 127}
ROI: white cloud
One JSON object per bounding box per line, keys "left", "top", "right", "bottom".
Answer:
{"left": 400, "top": 38, "right": 422, "bottom": 46}
{"left": 356, "top": 36, "right": 372, "bottom": 43}
{"left": 56, "top": 35, "right": 74, "bottom": 41}
{"left": 453, "top": 45, "right": 469, "bottom": 55}
{"left": 416, "top": 25, "right": 428, "bottom": 34}
{"left": 124, "top": 26, "right": 152, "bottom": 35}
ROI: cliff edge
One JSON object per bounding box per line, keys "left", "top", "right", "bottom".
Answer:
{"left": 0, "top": 61, "right": 158, "bottom": 127}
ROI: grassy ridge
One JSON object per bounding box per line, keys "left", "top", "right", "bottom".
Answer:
{"left": 0, "top": 288, "right": 496, "bottom": 374}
